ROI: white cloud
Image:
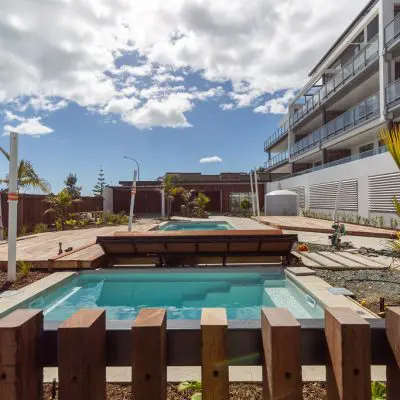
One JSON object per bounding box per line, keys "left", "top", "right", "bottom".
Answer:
{"left": 254, "top": 89, "right": 297, "bottom": 114}
{"left": 200, "top": 156, "right": 223, "bottom": 163}
{"left": 0, "top": 0, "right": 369, "bottom": 127}
{"left": 4, "top": 117, "right": 53, "bottom": 136}
{"left": 4, "top": 111, "right": 25, "bottom": 122}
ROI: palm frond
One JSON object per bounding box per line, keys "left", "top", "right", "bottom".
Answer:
{"left": 379, "top": 126, "right": 400, "bottom": 169}
{"left": 0, "top": 147, "right": 10, "bottom": 161}
{"left": 393, "top": 196, "right": 400, "bottom": 217}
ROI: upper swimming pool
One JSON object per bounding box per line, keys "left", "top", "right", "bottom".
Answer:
{"left": 158, "top": 221, "right": 234, "bottom": 231}
{"left": 18, "top": 269, "right": 323, "bottom": 321}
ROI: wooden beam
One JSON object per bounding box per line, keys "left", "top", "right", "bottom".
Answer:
{"left": 325, "top": 307, "right": 371, "bottom": 400}
{"left": 0, "top": 309, "right": 43, "bottom": 400}
{"left": 201, "top": 308, "right": 229, "bottom": 400}
{"left": 385, "top": 307, "right": 400, "bottom": 400}
{"left": 261, "top": 308, "right": 302, "bottom": 400}
{"left": 132, "top": 308, "right": 167, "bottom": 400}
{"left": 58, "top": 309, "right": 106, "bottom": 400}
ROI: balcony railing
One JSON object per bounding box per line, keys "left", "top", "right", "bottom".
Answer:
{"left": 289, "top": 35, "right": 379, "bottom": 129}
{"left": 264, "top": 120, "right": 289, "bottom": 150}
{"left": 290, "top": 93, "right": 380, "bottom": 157}
{"left": 264, "top": 151, "right": 289, "bottom": 169}
{"left": 386, "top": 77, "right": 400, "bottom": 107}
{"left": 385, "top": 12, "right": 400, "bottom": 47}
{"left": 290, "top": 146, "right": 388, "bottom": 178}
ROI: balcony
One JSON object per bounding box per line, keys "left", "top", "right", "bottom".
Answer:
{"left": 289, "top": 35, "right": 379, "bottom": 129}
{"left": 290, "top": 93, "right": 380, "bottom": 157}
{"left": 385, "top": 13, "right": 400, "bottom": 49}
{"left": 264, "top": 151, "right": 289, "bottom": 170}
{"left": 290, "top": 146, "right": 388, "bottom": 178}
{"left": 386, "top": 78, "right": 400, "bottom": 109}
{"left": 264, "top": 120, "right": 289, "bottom": 151}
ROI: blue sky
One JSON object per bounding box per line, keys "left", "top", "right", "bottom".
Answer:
{"left": 0, "top": 0, "right": 368, "bottom": 195}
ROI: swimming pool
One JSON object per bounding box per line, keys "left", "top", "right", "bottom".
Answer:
{"left": 20, "top": 269, "right": 323, "bottom": 321}
{"left": 158, "top": 221, "right": 234, "bottom": 231}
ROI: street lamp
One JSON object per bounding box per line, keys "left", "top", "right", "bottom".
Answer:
{"left": 123, "top": 156, "right": 140, "bottom": 181}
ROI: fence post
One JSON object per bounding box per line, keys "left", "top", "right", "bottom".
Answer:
{"left": 58, "top": 309, "right": 106, "bottom": 400}
{"left": 261, "top": 308, "right": 302, "bottom": 400}
{"left": 385, "top": 307, "right": 400, "bottom": 399}
{"left": 325, "top": 307, "right": 371, "bottom": 400}
{"left": 0, "top": 309, "right": 43, "bottom": 400}
{"left": 201, "top": 308, "right": 229, "bottom": 400}
{"left": 132, "top": 308, "right": 167, "bottom": 400}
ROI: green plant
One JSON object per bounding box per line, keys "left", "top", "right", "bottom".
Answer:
{"left": 64, "top": 173, "right": 82, "bottom": 199}
{"left": 93, "top": 166, "right": 106, "bottom": 197}
{"left": 362, "top": 217, "right": 370, "bottom": 226}
{"left": 371, "top": 381, "right": 386, "bottom": 400}
{"left": 180, "top": 188, "right": 195, "bottom": 215}
{"left": 162, "top": 174, "right": 180, "bottom": 218}
{"left": 33, "top": 223, "right": 48, "bottom": 234}
{"left": 394, "top": 219, "right": 399, "bottom": 229}
{"left": 378, "top": 215, "right": 385, "bottom": 228}
{"left": 17, "top": 261, "right": 32, "bottom": 279}
{"left": 240, "top": 198, "right": 252, "bottom": 214}
{"left": 65, "top": 219, "right": 78, "bottom": 228}
{"left": 356, "top": 215, "right": 362, "bottom": 224}
{"left": 55, "top": 219, "right": 63, "bottom": 231}
{"left": 178, "top": 381, "right": 202, "bottom": 400}
{"left": 193, "top": 192, "right": 210, "bottom": 218}
{"left": 19, "top": 225, "right": 29, "bottom": 236}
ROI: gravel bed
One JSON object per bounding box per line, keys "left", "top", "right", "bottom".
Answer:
{"left": 0, "top": 271, "right": 51, "bottom": 294}
{"left": 314, "top": 269, "right": 400, "bottom": 313}
{"left": 43, "top": 382, "right": 327, "bottom": 399}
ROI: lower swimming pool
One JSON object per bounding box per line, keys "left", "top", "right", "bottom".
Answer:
{"left": 21, "top": 269, "right": 323, "bottom": 321}
{"left": 158, "top": 221, "right": 234, "bottom": 231}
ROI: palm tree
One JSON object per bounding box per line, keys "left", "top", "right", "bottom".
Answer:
{"left": 0, "top": 147, "right": 50, "bottom": 193}
{"left": 163, "top": 175, "right": 181, "bottom": 218}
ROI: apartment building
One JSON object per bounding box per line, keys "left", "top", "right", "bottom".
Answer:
{"left": 265, "top": 0, "right": 400, "bottom": 222}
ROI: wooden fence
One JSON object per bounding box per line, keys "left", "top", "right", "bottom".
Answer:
{"left": 0, "top": 306, "right": 399, "bottom": 399}
{"left": 0, "top": 193, "right": 103, "bottom": 232}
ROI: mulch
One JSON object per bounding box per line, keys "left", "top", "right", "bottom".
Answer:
{"left": 43, "top": 382, "right": 327, "bottom": 399}
{"left": 0, "top": 270, "right": 51, "bottom": 294}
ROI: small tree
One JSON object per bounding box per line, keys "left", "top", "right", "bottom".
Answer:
{"left": 64, "top": 173, "right": 81, "bottom": 199}
{"left": 163, "top": 175, "right": 180, "bottom": 218}
{"left": 44, "top": 189, "right": 81, "bottom": 230}
{"left": 93, "top": 166, "right": 106, "bottom": 197}
{"left": 194, "top": 192, "right": 210, "bottom": 218}
{"left": 180, "top": 188, "right": 195, "bottom": 215}
{"left": 240, "top": 198, "right": 252, "bottom": 215}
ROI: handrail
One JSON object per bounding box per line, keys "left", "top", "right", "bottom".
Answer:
{"left": 290, "top": 92, "right": 380, "bottom": 157}
{"left": 264, "top": 120, "right": 289, "bottom": 150}
{"left": 385, "top": 12, "right": 400, "bottom": 46}
{"left": 264, "top": 151, "right": 289, "bottom": 169}
{"left": 289, "top": 35, "right": 379, "bottom": 129}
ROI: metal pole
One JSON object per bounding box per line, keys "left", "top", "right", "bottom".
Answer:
{"left": 124, "top": 156, "right": 140, "bottom": 181}
{"left": 128, "top": 169, "right": 138, "bottom": 232}
{"left": 0, "top": 190, "right": 3, "bottom": 241}
{"left": 254, "top": 168, "right": 261, "bottom": 222}
{"left": 161, "top": 189, "right": 165, "bottom": 217}
{"left": 8, "top": 132, "right": 18, "bottom": 282}
{"left": 249, "top": 171, "right": 256, "bottom": 217}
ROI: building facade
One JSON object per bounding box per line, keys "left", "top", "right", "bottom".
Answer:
{"left": 103, "top": 172, "right": 269, "bottom": 216}
{"left": 265, "top": 0, "right": 400, "bottom": 223}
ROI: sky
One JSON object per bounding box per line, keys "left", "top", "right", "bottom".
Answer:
{"left": 0, "top": 0, "right": 369, "bottom": 195}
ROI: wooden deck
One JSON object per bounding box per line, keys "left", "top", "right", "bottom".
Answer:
{"left": 0, "top": 225, "right": 131, "bottom": 269}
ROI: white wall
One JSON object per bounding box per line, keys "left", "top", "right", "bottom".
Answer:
{"left": 103, "top": 187, "right": 113, "bottom": 212}
{"left": 267, "top": 152, "right": 397, "bottom": 218}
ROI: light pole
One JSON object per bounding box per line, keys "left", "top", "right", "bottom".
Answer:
{"left": 123, "top": 156, "right": 140, "bottom": 181}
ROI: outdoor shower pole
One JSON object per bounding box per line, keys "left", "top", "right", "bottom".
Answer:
{"left": 249, "top": 170, "right": 256, "bottom": 217}
{"left": 8, "top": 132, "right": 18, "bottom": 282}
{"left": 254, "top": 168, "right": 261, "bottom": 222}
{"left": 128, "top": 169, "right": 138, "bottom": 232}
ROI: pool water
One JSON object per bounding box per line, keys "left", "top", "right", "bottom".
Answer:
{"left": 159, "top": 221, "right": 234, "bottom": 231}
{"left": 23, "top": 271, "right": 323, "bottom": 321}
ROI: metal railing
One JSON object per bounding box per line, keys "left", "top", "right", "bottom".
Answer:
{"left": 386, "top": 77, "right": 400, "bottom": 107}
{"left": 290, "top": 93, "right": 380, "bottom": 157}
{"left": 264, "top": 120, "right": 289, "bottom": 150}
{"left": 385, "top": 12, "right": 400, "bottom": 47}
{"left": 264, "top": 151, "right": 289, "bottom": 169}
{"left": 291, "top": 145, "right": 388, "bottom": 178}
{"left": 289, "top": 35, "right": 379, "bottom": 129}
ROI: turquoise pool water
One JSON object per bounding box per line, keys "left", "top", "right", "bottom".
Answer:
{"left": 159, "top": 221, "right": 234, "bottom": 231}
{"left": 22, "top": 271, "right": 323, "bottom": 321}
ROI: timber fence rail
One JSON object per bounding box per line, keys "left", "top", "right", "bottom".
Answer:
{"left": 0, "top": 306, "right": 399, "bottom": 399}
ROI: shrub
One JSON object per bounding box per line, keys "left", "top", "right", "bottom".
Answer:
{"left": 17, "top": 261, "right": 32, "bottom": 279}
{"left": 65, "top": 219, "right": 78, "bottom": 228}
{"left": 356, "top": 215, "right": 362, "bottom": 224}
{"left": 55, "top": 219, "right": 63, "bottom": 231}
{"left": 33, "top": 223, "right": 48, "bottom": 234}
{"left": 378, "top": 215, "right": 385, "bottom": 228}
{"left": 19, "top": 225, "right": 29, "bottom": 237}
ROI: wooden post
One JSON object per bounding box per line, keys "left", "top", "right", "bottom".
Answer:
{"left": 58, "top": 309, "right": 106, "bottom": 400}
{"left": 261, "top": 308, "right": 302, "bottom": 400}
{"left": 325, "top": 307, "right": 371, "bottom": 400}
{"left": 0, "top": 309, "right": 43, "bottom": 400}
{"left": 132, "top": 308, "right": 167, "bottom": 400}
{"left": 385, "top": 307, "right": 400, "bottom": 399}
{"left": 201, "top": 308, "right": 229, "bottom": 400}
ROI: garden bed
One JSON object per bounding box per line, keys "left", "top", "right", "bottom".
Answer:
{"left": 43, "top": 382, "right": 327, "bottom": 399}
{"left": 0, "top": 271, "right": 51, "bottom": 294}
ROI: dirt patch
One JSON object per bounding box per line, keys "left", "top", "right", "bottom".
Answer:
{"left": 0, "top": 271, "right": 51, "bottom": 294}
{"left": 43, "top": 382, "right": 326, "bottom": 399}
{"left": 315, "top": 269, "right": 400, "bottom": 313}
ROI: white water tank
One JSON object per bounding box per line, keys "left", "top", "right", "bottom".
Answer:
{"left": 264, "top": 190, "right": 298, "bottom": 216}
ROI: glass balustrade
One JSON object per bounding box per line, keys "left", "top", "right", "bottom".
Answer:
{"left": 290, "top": 93, "right": 380, "bottom": 157}
{"left": 289, "top": 35, "right": 379, "bottom": 129}
{"left": 264, "top": 151, "right": 289, "bottom": 169}
{"left": 264, "top": 120, "right": 289, "bottom": 150}
{"left": 386, "top": 78, "right": 400, "bottom": 107}
{"left": 385, "top": 13, "right": 400, "bottom": 46}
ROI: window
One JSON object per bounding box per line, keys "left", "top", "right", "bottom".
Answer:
{"left": 229, "top": 192, "right": 252, "bottom": 211}
{"left": 359, "top": 143, "right": 374, "bottom": 159}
